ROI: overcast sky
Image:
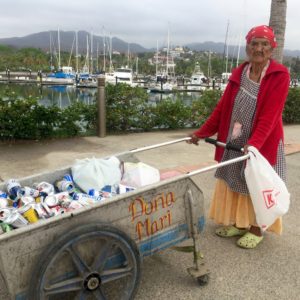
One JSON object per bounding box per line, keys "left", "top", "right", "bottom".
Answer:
{"left": 0, "top": 0, "right": 299, "bottom": 50}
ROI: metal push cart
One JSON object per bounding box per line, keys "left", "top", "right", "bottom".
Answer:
{"left": 0, "top": 138, "right": 249, "bottom": 299}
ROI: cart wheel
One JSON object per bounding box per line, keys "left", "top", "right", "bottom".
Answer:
{"left": 28, "top": 223, "right": 141, "bottom": 300}
{"left": 197, "top": 274, "right": 209, "bottom": 286}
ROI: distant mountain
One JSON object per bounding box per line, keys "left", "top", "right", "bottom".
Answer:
{"left": 185, "top": 41, "right": 300, "bottom": 59}
{"left": 0, "top": 30, "right": 150, "bottom": 54}
{"left": 185, "top": 41, "right": 247, "bottom": 59}
{"left": 0, "top": 31, "right": 300, "bottom": 58}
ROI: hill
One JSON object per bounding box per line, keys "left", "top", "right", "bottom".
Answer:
{"left": 0, "top": 30, "right": 299, "bottom": 58}
{"left": 0, "top": 30, "right": 150, "bottom": 54}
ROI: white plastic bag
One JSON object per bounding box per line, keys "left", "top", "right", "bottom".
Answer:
{"left": 71, "top": 156, "right": 122, "bottom": 193}
{"left": 244, "top": 146, "right": 290, "bottom": 231}
{"left": 121, "top": 162, "right": 160, "bottom": 188}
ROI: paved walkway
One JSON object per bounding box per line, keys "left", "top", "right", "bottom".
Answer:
{"left": 0, "top": 124, "right": 299, "bottom": 299}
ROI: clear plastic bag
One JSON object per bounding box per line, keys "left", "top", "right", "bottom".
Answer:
{"left": 71, "top": 156, "right": 122, "bottom": 193}
{"left": 121, "top": 162, "right": 160, "bottom": 188}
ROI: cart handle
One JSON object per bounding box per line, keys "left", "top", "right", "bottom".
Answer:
{"left": 205, "top": 137, "right": 244, "bottom": 152}
{"left": 130, "top": 137, "right": 245, "bottom": 154}
{"left": 130, "top": 137, "right": 191, "bottom": 153}
{"left": 188, "top": 153, "right": 250, "bottom": 177}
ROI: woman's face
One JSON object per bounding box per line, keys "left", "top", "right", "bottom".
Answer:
{"left": 246, "top": 38, "right": 273, "bottom": 65}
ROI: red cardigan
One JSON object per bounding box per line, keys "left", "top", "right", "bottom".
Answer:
{"left": 194, "top": 59, "right": 290, "bottom": 165}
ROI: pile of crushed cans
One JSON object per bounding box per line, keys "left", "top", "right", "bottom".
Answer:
{"left": 0, "top": 174, "right": 135, "bottom": 234}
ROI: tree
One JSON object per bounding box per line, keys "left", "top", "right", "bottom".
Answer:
{"left": 269, "top": 0, "right": 287, "bottom": 63}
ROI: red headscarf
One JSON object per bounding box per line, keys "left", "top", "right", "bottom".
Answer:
{"left": 246, "top": 25, "right": 277, "bottom": 48}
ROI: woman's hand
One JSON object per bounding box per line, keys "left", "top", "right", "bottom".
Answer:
{"left": 243, "top": 144, "right": 250, "bottom": 154}
{"left": 187, "top": 133, "right": 200, "bottom": 145}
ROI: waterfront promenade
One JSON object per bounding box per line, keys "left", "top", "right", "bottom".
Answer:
{"left": 0, "top": 125, "right": 299, "bottom": 299}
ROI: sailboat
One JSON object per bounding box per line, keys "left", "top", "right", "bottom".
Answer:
{"left": 76, "top": 33, "right": 98, "bottom": 88}
{"left": 149, "top": 30, "right": 176, "bottom": 93}
{"left": 43, "top": 29, "right": 75, "bottom": 85}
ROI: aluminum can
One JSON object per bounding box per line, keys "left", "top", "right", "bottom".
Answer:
{"left": 0, "top": 191, "right": 9, "bottom": 208}
{"left": 118, "top": 184, "right": 136, "bottom": 194}
{"left": 55, "top": 180, "right": 75, "bottom": 194}
{"left": 5, "top": 212, "right": 28, "bottom": 228}
{"left": 19, "top": 196, "right": 35, "bottom": 206}
{"left": 101, "top": 184, "right": 119, "bottom": 196}
{"left": 18, "top": 204, "right": 39, "bottom": 223}
{"left": 0, "top": 190, "right": 8, "bottom": 199}
{"left": 50, "top": 205, "right": 66, "bottom": 216}
{"left": 0, "top": 208, "right": 13, "bottom": 222}
{"left": 1, "top": 223, "right": 13, "bottom": 233}
{"left": 17, "top": 186, "right": 39, "bottom": 198}
{"left": 44, "top": 192, "right": 70, "bottom": 208}
{"left": 39, "top": 201, "right": 54, "bottom": 217}
{"left": 0, "top": 197, "right": 9, "bottom": 208}
{"left": 33, "top": 182, "right": 54, "bottom": 195}
{"left": 33, "top": 203, "right": 48, "bottom": 219}
{"left": 72, "top": 193, "right": 101, "bottom": 206}
{"left": 43, "top": 195, "right": 59, "bottom": 208}
{"left": 6, "top": 179, "right": 21, "bottom": 200}
{"left": 67, "top": 200, "right": 83, "bottom": 211}
{"left": 88, "top": 189, "right": 101, "bottom": 198}
{"left": 63, "top": 173, "right": 73, "bottom": 182}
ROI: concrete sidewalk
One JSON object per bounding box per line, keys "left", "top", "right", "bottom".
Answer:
{"left": 1, "top": 125, "right": 299, "bottom": 180}
{"left": 0, "top": 124, "right": 300, "bottom": 299}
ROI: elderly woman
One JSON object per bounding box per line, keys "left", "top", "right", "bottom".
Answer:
{"left": 187, "top": 25, "right": 290, "bottom": 249}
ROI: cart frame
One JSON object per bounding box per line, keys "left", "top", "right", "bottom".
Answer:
{"left": 0, "top": 138, "right": 249, "bottom": 299}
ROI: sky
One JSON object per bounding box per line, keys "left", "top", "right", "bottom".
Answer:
{"left": 0, "top": 0, "right": 299, "bottom": 50}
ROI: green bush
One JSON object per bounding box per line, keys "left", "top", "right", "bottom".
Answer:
{"left": 190, "top": 89, "right": 221, "bottom": 127}
{"left": 0, "top": 96, "right": 59, "bottom": 139}
{"left": 155, "top": 99, "right": 191, "bottom": 129}
{"left": 106, "top": 83, "right": 149, "bottom": 131}
{"left": 283, "top": 88, "right": 300, "bottom": 124}
{"left": 2, "top": 84, "right": 299, "bottom": 140}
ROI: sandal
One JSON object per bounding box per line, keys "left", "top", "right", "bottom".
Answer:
{"left": 237, "top": 232, "right": 264, "bottom": 249}
{"left": 215, "top": 225, "right": 248, "bottom": 237}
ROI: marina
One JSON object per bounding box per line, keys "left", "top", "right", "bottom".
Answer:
{"left": 0, "top": 81, "right": 203, "bottom": 108}
{"left": 0, "top": 71, "right": 224, "bottom": 93}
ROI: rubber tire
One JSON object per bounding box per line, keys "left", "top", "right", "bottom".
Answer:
{"left": 28, "top": 223, "right": 141, "bottom": 300}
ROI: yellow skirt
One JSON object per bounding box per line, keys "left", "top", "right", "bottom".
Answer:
{"left": 209, "top": 179, "right": 282, "bottom": 235}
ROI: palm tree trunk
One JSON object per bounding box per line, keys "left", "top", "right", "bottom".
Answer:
{"left": 269, "top": 0, "right": 287, "bottom": 63}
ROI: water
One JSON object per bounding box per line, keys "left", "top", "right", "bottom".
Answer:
{"left": 0, "top": 82, "right": 202, "bottom": 107}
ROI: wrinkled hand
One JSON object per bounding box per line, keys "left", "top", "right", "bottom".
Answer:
{"left": 186, "top": 133, "right": 200, "bottom": 145}
{"left": 243, "top": 144, "right": 250, "bottom": 154}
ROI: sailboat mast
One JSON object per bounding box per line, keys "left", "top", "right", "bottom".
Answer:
{"left": 222, "top": 20, "right": 229, "bottom": 73}
{"left": 75, "top": 31, "right": 79, "bottom": 73}
{"left": 96, "top": 42, "right": 99, "bottom": 72}
{"left": 127, "top": 43, "right": 130, "bottom": 67}
{"left": 86, "top": 36, "right": 89, "bottom": 73}
{"left": 90, "top": 31, "right": 93, "bottom": 74}
{"left": 102, "top": 27, "right": 106, "bottom": 72}
{"left": 225, "top": 38, "right": 229, "bottom": 74}
{"left": 156, "top": 40, "right": 158, "bottom": 77}
{"left": 207, "top": 51, "right": 211, "bottom": 78}
{"left": 49, "top": 31, "right": 53, "bottom": 71}
{"left": 166, "top": 27, "right": 169, "bottom": 77}
{"left": 109, "top": 33, "right": 113, "bottom": 72}
{"left": 236, "top": 32, "right": 242, "bottom": 67}
{"left": 58, "top": 28, "right": 61, "bottom": 70}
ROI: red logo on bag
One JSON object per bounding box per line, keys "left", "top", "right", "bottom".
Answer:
{"left": 263, "top": 190, "right": 276, "bottom": 209}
